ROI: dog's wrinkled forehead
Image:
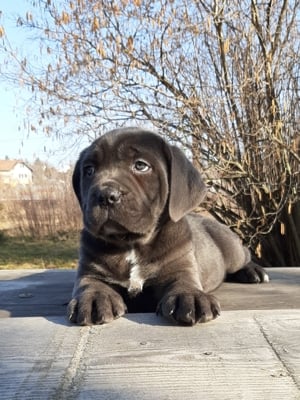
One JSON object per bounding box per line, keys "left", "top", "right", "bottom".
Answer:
{"left": 84, "top": 128, "right": 168, "bottom": 164}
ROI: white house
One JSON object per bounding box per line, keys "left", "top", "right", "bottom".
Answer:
{"left": 0, "top": 160, "right": 33, "bottom": 185}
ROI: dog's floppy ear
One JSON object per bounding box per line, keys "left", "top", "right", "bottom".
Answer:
{"left": 72, "top": 150, "right": 85, "bottom": 209}
{"left": 167, "top": 145, "right": 207, "bottom": 222}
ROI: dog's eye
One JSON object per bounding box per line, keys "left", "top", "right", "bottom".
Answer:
{"left": 133, "top": 160, "right": 151, "bottom": 173}
{"left": 84, "top": 166, "right": 95, "bottom": 177}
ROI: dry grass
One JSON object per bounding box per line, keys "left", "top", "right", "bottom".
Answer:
{"left": 0, "top": 234, "right": 79, "bottom": 270}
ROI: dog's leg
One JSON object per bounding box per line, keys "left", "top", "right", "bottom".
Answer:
{"left": 226, "top": 261, "right": 269, "bottom": 284}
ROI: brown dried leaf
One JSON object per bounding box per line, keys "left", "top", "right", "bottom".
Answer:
{"left": 255, "top": 242, "right": 262, "bottom": 259}
{"left": 96, "top": 42, "right": 106, "bottom": 58}
{"left": 127, "top": 36, "right": 134, "bottom": 52}
{"left": 92, "top": 17, "right": 100, "bottom": 32}
{"left": 61, "top": 11, "right": 71, "bottom": 24}
{"left": 223, "top": 38, "right": 230, "bottom": 54}
{"left": 26, "top": 12, "right": 33, "bottom": 22}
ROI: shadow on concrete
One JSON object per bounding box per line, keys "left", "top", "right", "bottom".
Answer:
{"left": 0, "top": 270, "right": 158, "bottom": 321}
{"left": 0, "top": 270, "right": 75, "bottom": 318}
{"left": 1, "top": 268, "right": 299, "bottom": 322}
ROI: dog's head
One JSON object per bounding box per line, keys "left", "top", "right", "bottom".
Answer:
{"left": 73, "top": 128, "right": 206, "bottom": 244}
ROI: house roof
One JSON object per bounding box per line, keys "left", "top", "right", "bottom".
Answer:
{"left": 0, "top": 160, "right": 32, "bottom": 172}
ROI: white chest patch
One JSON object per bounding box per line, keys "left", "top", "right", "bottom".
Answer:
{"left": 126, "top": 250, "right": 144, "bottom": 295}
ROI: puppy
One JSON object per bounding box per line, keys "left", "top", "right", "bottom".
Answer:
{"left": 68, "top": 127, "right": 269, "bottom": 326}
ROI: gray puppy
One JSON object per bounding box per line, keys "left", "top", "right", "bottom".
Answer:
{"left": 68, "top": 127, "right": 269, "bottom": 326}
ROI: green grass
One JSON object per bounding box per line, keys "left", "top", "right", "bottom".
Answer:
{"left": 0, "top": 235, "right": 79, "bottom": 270}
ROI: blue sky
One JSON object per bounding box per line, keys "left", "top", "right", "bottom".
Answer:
{"left": 0, "top": 2, "right": 78, "bottom": 169}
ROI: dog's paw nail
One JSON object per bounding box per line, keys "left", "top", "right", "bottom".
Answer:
{"left": 262, "top": 274, "right": 270, "bottom": 283}
{"left": 186, "top": 310, "right": 193, "bottom": 318}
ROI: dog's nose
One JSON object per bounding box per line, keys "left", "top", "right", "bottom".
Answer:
{"left": 98, "top": 187, "right": 121, "bottom": 206}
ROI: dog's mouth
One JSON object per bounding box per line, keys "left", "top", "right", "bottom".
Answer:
{"left": 102, "top": 220, "right": 126, "bottom": 234}
{"left": 91, "top": 219, "right": 144, "bottom": 243}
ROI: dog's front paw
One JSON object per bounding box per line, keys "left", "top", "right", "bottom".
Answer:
{"left": 68, "top": 288, "right": 127, "bottom": 326}
{"left": 157, "top": 291, "right": 220, "bottom": 326}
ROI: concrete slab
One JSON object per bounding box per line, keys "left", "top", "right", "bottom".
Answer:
{"left": 0, "top": 311, "right": 299, "bottom": 399}
{"left": 0, "top": 268, "right": 299, "bottom": 399}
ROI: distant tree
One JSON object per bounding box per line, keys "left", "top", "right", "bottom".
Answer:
{"left": 1, "top": 0, "right": 299, "bottom": 265}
